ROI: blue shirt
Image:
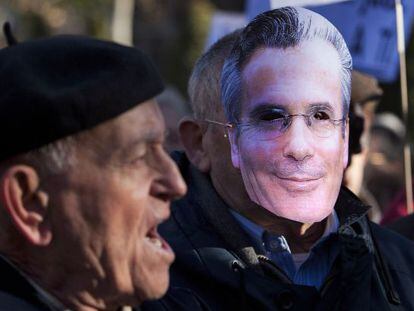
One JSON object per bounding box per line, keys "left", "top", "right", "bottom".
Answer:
{"left": 230, "top": 210, "right": 339, "bottom": 289}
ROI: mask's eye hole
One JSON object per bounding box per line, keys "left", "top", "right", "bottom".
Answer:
{"left": 313, "top": 111, "right": 331, "bottom": 121}
{"left": 259, "top": 110, "right": 285, "bottom": 121}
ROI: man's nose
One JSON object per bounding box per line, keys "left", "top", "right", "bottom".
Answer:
{"left": 151, "top": 151, "right": 187, "bottom": 201}
{"left": 282, "top": 117, "right": 314, "bottom": 161}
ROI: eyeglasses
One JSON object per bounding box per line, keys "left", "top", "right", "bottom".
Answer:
{"left": 205, "top": 111, "right": 347, "bottom": 140}
{"left": 204, "top": 119, "right": 231, "bottom": 138}
{"left": 233, "top": 110, "right": 347, "bottom": 140}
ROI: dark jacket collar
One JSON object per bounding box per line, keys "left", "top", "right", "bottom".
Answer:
{"left": 335, "top": 186, "right": 370, "bottom": 227}
{"left": 171, "top": 151, "right": 264, "bottom": 272}
{"left": 0, "top": 255, "right": 65, "bottom": 311}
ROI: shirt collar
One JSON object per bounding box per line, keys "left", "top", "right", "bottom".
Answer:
{"left": 230, "top": 209, "right": 339, "bottom": 252}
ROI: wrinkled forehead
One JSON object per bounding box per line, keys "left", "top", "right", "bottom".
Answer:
{"left": 76, "top": 100, "right": 166, "bottom": 160}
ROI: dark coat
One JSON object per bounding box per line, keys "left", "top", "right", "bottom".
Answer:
{"left": 0, "top": 256, "right": 63, "bottom": 310}
{"left": 142, "top": 152, "right": 414, "bottom": 311}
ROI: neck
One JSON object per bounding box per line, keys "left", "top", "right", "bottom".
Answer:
{"left": 211, "top": 172, "right": 257, "bottom": 216}
{"left": 25, "top": 265, "right": 108, "bottom": 311}
{"left": 13, "top": 249, "right": 133, "bottom": 311}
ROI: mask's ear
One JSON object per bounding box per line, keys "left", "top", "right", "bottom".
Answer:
{"left": 0, "top": 165, "right": 51, "bottom": 246}
{"left": 343, "top": 119, "right": 350, "bottom": 169}
{"left": 179, "top": 116, "right": 211, "bottom": 172}
{"left": 227, "top": 126, "right": 240, "bottom": 169}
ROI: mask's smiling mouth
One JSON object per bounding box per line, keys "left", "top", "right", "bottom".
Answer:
{"left": 273, "top": 173, "right": 323, "bottom": 193}
{"left": 272, "top": 158, "right": 326, "bottom": 181}
{"left": 278, "top": 175, "right": 321, "bottom": 182}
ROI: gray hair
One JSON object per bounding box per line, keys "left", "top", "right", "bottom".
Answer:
{"left": 0, "top": 135, "right": 78, "bottom": 180}
{"left": 0, "top": 135, "right": 77, "bottom": 252}
{"left": 188, "top": 29, "right": 242, "bottom": 121}
{"left": 22, "top": 136, "right": 78, "bottom": 176}
{"left": 221, "top": 7, "right": 352, "bottom": 124}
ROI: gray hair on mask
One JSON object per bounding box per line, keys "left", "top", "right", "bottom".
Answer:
{"left": 221, "top": 6, "right": 352, "bottom": 124}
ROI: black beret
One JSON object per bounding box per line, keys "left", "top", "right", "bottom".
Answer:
{"left": 0, "top": 35, "right": 164, "bottom": 161}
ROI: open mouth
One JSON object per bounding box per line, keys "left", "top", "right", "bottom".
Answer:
{"left": 144, "top": 226, "right": 172, "bottom": 254}
{"left": 145, "top": 227, "right": 163, "bottom": 248}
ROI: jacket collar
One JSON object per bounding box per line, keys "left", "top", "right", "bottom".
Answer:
{"left": 335, "top": 187, "right": 371, "bottom": 227}
{"left": 0, "top": 255, "right": 66, "bottom": 310}
{"left": 172, "top": 152, "right": 264, "bottom": 272}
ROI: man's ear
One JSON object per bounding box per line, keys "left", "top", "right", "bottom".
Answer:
{"left": 179, "top": 116, "right": 211, "bottom": 172}
{"left": 0, "top": 165, "right": 51, "bottom": 246}
{"left": 228, "top": 126, "right": 240, "bottom": 169}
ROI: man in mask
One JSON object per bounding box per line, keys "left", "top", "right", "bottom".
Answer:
{"left": 144, "top": 7, "right": 414, "bottom": 310}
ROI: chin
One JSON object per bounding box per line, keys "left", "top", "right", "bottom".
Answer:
{"left": 267, "top": 206, "right": 332, "bottom": 223}
{"left": 137, "top": 274, "right": 170, "bottom": 303}
{"left": 151, "top": 276, "right": 170, "bottom": 299}
{"left": 284, "top": 209, "right": 331, "bottom": 224}
{"left": 263, "top": 192, "right": 335, "bottom": 224}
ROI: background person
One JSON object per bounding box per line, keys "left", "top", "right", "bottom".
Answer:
{"left": 344, "top": 70, "right": 383, "bottom": 222}
{"left": 146, "top": 7, "right": 414, "bottom": 310}
{"left": 222, "top": 7, "right": 414, "bottom": 309}
{"left": 366, "top": 113, "right": 406, "bottom": 224}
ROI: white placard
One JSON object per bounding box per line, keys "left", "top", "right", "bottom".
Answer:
{"left": 204, "top": 11, "right": 246, "bottom": 50}
{"left": 311, "top": 0, "right": 414, "bottom": 82}
{"left": 246, "top": 0, "right": 414, "bottom": 82}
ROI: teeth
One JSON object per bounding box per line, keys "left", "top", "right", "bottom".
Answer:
{"left": 145, "top": 237, "right": 162, "bottom": 248}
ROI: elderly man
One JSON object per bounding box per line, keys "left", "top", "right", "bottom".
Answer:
{"left": 143, "top": 7, "right": 414, "bottom": 311}
{"left": 0, "top": 29, "right": 186, "bottom": 310}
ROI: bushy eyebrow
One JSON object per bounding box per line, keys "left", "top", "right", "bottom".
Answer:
{"left": 307, "top": 102, "right": 334, "bottom": 113}
{"left": 141, "top": 129, "right": 168, "bottom": 143}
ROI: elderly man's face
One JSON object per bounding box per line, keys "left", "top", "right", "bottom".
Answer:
{"left": 46, "top": 100, "right": 186, "bottom": 305}
{"left": 229, "top": 40, "right": 348, "bottom": 223}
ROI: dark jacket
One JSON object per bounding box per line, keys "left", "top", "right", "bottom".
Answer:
{"left": 143, "top": 152, "right": 414, "bottom": 311}
{"left": 0, "top": 255, "right": 64, "bottom": 311}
